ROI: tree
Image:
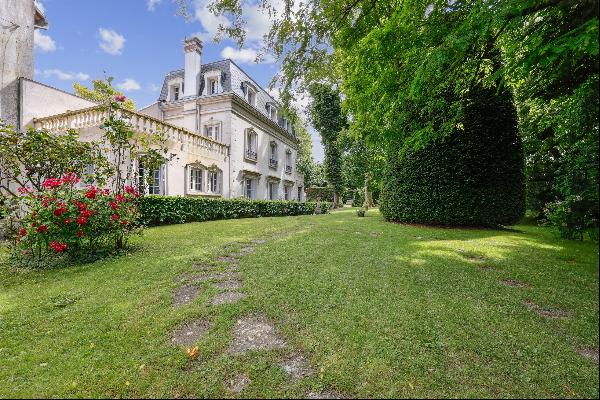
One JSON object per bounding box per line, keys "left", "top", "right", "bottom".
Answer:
{"left": 74, "top": 77, "right": 136, "bottom": 111}
{"left": 308, "top": 84, "right": 346, "bottom": 206}
{"left": 293, "top": 121, "right": 320, "bottom": 188}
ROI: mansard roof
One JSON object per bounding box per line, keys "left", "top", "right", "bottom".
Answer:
{"left": 158, "top": 59, "right": 296, "bottom": 141}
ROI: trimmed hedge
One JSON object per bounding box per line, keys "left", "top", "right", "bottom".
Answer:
{"left": 139, "top": 196, "right": 333, "bottom": 226}
{"left": 380, "top": 84, "right": 525, "bottom": 227}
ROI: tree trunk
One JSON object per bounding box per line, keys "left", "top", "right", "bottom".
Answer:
{"left": 333, "top": 191, "right": 340, "bottom": 208}
{"left": 363, "top": 173, "right": 370, "bottom": 211}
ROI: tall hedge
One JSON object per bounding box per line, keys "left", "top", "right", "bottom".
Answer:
{"left": 380, "top": 85, "right": 525, "bottom": 227}
{"left": 139, "top": 196, "right": 332, "bottom": 226}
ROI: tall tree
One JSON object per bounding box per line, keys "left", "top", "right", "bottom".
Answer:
{"left": 74, "top": 77, "right": 136, "bottom": 111}
{"left": 308, "top": 84, "right": 346, "bottom": 206}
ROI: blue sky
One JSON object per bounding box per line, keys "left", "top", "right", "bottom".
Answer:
{"left": 33, "top": 0, "right": 324, "bottom": 161}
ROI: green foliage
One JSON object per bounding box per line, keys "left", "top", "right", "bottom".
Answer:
{"left": 380, "top": 84, "right": 525, "bottom": 227}
{"left": 0, "top": 125, "right": 111, "bottom": 198}
{"left": 545, "top": 196, "right": 599, "bottom": 241}
{"left": 138, "top": 196, "right": 332, "bottom": 226}
{"left": 293, "top": 120, "right": 319, "bottom": 188}
{"left": 305, "top": 186, "right": 335, "bottom": 202}
{"left": 74, "top": 77, "right": 136, "bottom": 110}
{"left": 309, "top": 84, "right": 346, "bottom": 204}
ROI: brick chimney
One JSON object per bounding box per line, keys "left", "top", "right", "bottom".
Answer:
{"left": 183, "top": 37, "right": 202, "bottom": 97}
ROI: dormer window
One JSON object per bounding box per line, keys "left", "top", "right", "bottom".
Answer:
{"left": 242, "top": 81, "right": 257, "bottom": 106}
{"left": 171, "top": 84, "right": 180, "bottom": 101}
{"left": 266, "top": 103, "right": 278, "bottom": 121}
{"left": 208, "top": 77, "right": 219, "bottom": 94}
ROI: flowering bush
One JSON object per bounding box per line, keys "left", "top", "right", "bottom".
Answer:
{"left": 13, "top": 173, "right": 141, "bottom": 265}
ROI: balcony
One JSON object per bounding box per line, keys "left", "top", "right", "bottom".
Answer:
{"left": 269, "top": 159, "right": 278, "bottom": 169}
{"left": 285, "top": 165, "right": 292, "bottom": 174}
{"left": 245, "top": 149, "right": 257, "bottom": 161}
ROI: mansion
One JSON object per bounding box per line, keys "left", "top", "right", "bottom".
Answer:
{"left": 1, "top": 0, "right": 305, "bottom": 201}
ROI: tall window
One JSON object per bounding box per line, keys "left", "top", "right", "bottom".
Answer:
{"left": 139, "top": 162, "right": 162, "bottom": 195}
{"left": 207, "top": 170, "right": 221, "bottom": 194}
{"left": 246, "top": 87, "right": 256, "bottom": 106}
{"left": 284, "top": 185, "right": 291, "bottom": 201}
{"left": 189, "top": 167, "right": 203, "bottom": 192}
{"left": 204, "top": 123, "right": 221, "bottom": 141}
{"left": 208, "top": 77, "right": 218, "bottom": 94}
{"left": 297, "top": 186, "right": 303, "bottom": 201}
{"left": 269, "top": 142, "right": 278, "bottom": 168}
{"left": 245, "top": 129, "right": 258, "bottom": 161}
{"left": 268, "top": 181, "right": 278, "bottom": 200}
{"left": 244, "top": 178, "right": 255, "bottom": 199}
{"left": 171, "top": 85, "right": 180, "bottom": 101}
{"left": 285, "top": 150, "right": 292, "bottom": 173}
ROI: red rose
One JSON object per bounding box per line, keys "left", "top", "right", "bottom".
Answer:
{"left": 42, "top": 178, "right": 62, "bottom": 189}
{"left": 76, "top": 230, "right": 85, "bottom": 237}
{"left": 49, "top": 241, "right": 68, "bottom": 253}
{"left": 19, "top": 228, "right": 27, "bottom": 237}
{"left": 85, "top": 186, "right": 98, "bottom": 199}
{"left": 77, "top": 216, "right": 88, "bottom": 225}
{"left": 111, "top": 213, "right": 120, "bottom": 221}
{"left": 109, "top": 201, "right": 118, "bottom": 210}
{"left": 120, "top": 220, "right": 127, "bottom": 225}
{"left": 60, "top": 172, "right": 80, "bottom": 185}
{"left": 116, "top": 194, "right": 127, "bottom": 203}
{"left": 36, "top": 225, "right": 48, "bottom": 234}
{"left": 53, "top": 205, "right": 67, "bottom": 217}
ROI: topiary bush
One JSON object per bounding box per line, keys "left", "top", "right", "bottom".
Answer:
{"left": 305, "top": 186, "right": 335, "bottom": 202}
{"left": 139, "top": 196, "right": 333, "bottom": 226}
{"left": 380, "top": 85, "right": 525, "bottom": 227}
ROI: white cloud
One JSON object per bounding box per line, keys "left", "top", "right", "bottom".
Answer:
{"left": 98, "top": 28, "right": 125, "bottom": 55}
{"left": 117, "top": 78, "right": 141, "bottom": 92}
{"left": 34, "top": 30, "right": 56, "bottom": 52}
{"left": 42, "top": 69, "right": 89, "bottom": 81}
{"left": 193, "top": 0, "right": 231, "bottom": 43}
{"left": 147, "top": 83, "right": 161, "bottom": 92}
{"left": 147, "top": 0, "right": 161, "bottom": 11}
{"left": 221, "top": 46, "right": 275, "bottom": 65}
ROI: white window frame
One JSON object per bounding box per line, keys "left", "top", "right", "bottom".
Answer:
{"left": 244, "top": 178, "right": 255, "bottom": 199}
{"left": 189, "top": 166, "right": 204, "bottom": 192}
{"left": 207, "top": 169, "right": 221, "bottom": 194}
{"left": 246, "top": 86, "right": 256, "bottom": 106}
{"left": 245, "top": 129, "right": 258, "bottom": 161}
{"left": 208, "top": 77, "right": 219, "bottom": 95}
{"left": 204, "top": 122, "right": 221, "bottom": 141}
{"left": 138, "top": 161, "right": 164, "bottom": 195}
{"left": 285, "top": 150, "right": 293, "bottom": 173}
{"left": 284, "top": 185, "right": 292, "bottom": 201}
{"left": 267, "top": 181, "right": 278, "bottom": 200}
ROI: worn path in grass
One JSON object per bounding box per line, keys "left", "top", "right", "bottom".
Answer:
{"left": 0, "top": 209, "right": 598, "bottom": 398}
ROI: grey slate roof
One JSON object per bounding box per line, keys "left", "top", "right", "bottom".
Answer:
{"left": 158, "top": 59, "right": 296, "bottom": 140}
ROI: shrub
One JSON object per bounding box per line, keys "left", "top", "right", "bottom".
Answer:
{"left": 305, "top": 186, "right": 335, "bottom": 202}
{"left": 356, "top": 209, "right": 365, "bottom": 217}
{"left": 545, "top": 196, "right": 599, "bottom": 241}
{"left": 10, "top": 174, "right": 141, "bottom": 266}
{"left": 380, "top": 85, "right": 525, "bottom": 227}
{"left": 139, "top": 196, "right": 333, "bottom": 226}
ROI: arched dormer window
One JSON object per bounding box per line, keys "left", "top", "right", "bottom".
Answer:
{"left": 204, "top": 70, "right": 222, "bottom": 95}
{"left": 266, "top": 102, "right": 278, "bottom": 121}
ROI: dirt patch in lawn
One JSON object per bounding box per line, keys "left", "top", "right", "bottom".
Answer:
{"left": 251, "top": 239, "right": 267, "bottom": 244}
{"left": 210, "top": 291, "right": 246, "bottom": 305}
{"left": 229, "top": 315, "right": 287, "bottom": 354}
{"left": 176, "top": 272, "right": 240, "bottom": 283}
{"left": 479, "top": 265, "right": 495, "bottom": 271}
{"left": 524, "top": 301, "right": 571, "bottom": 319}
{"left": 500, "top": 279, "right": 530, "bottom": 288}
{"left": 279, "top": 354, "right": 314, "bottom": 381}
{"left": 172, "top": 285, "right": 201, "bottom": 306}
{"left": 217, "top": 256, "right": 240, "bottom": 263}
{"left": 226, "top": 373, "right": 251, "bottom": 393}
{"left": 214, "top": 280, "right": 243, "bottom": 290}
{"left": 576, "top": 347, "right": 599, "bottom": 364}
{"left": 191, "top": 262, "right": 218, "bottom": 271}
{"left": 457, "top": 249, "right": 487, "bottom": 261}
{"left": 306, "top": 390, "right": 347, "bottom": 399}
{"left": 170, "top": 319, "right": 210, "bottom": 346}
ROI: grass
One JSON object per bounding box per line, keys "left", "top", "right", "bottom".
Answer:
{"left": 0, "top": 208, "right": 598, "bottom": 398}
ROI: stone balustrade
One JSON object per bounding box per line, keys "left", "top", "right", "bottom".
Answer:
{"left": 33, "top": 106, "right": 229, "bottom": 157}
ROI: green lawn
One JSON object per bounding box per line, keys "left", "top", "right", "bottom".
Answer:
{"left": 1, "top": 208, "right": 598, "bottom": 398}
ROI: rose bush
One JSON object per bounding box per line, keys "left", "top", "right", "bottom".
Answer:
{"left": 13, "top": 173, "right": 141, "bottom": 266}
